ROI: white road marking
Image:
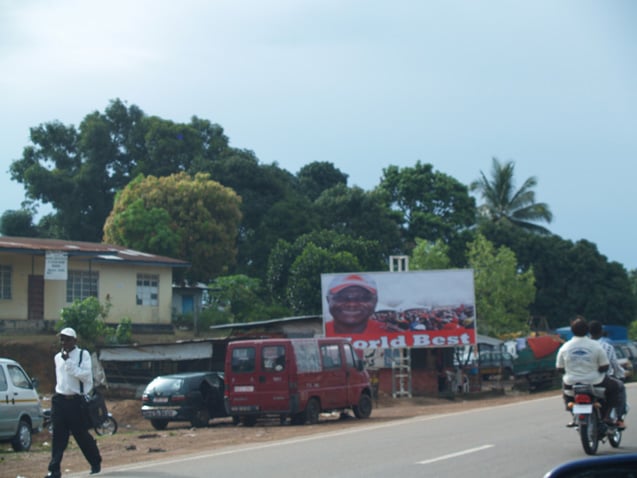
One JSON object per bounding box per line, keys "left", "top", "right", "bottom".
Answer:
{"left": 417, "top": 444, "right": 495, "bottom": 465}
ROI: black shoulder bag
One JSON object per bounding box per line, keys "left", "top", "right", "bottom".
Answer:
{"left": 78, "top": 349, "right": 103, "bottom": 429}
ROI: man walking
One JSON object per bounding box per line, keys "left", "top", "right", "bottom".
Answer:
{"left": 45, "top": 327, "right": 102, "bottom": 478}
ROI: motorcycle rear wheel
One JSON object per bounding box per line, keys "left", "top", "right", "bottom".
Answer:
{"left": 95, "top": 416, "right": 118, "bottom": 436}
{"left": 579, "top": 414, "right": 599, "bottom": 455}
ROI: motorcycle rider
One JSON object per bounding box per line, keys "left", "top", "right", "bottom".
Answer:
{"left": 556, "top": 316, "right": 622, "bottom": 427}
{"left": 589, "top": 320, "right": 627, "bottom": 429}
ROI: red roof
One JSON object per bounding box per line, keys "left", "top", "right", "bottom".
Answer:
{"left": 0, "top": 236, "right": 189, "bottom": 268}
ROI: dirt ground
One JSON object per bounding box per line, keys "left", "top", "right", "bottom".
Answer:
{"left": 2, "top": 388, "right": 561, "bottom": 478}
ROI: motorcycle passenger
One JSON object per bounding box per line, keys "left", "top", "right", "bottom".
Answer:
{"left": 556, "top": 316, "right": 622, "bottom": 427}
{"left": 589, "top": 320, "right": 627, "bottom": 429}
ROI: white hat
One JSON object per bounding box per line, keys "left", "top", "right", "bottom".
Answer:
{"left": 328, "top": 273, "right": 377, "bottom": 295}
{"left": 59, "top": 327, "right": 77, "bottom": 339}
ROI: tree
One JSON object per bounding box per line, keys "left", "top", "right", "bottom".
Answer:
{"left": 287, "top": 244, "right": 361, "bottom": 315}
{"left": 9, "top": 99, "right": 234, "bottom": 242}
{"left": 205, "top": 151, "right": 317, "bottom": 278}
{"left": 296, "top": 161, "right": 348, "bottom": 201}
{"left": 313, "top": 184, "right": 403, "bottom": 256}
{"left": 206, "top": 274, "right": 291, "bottom": 324}
{"left": 266, "top": 230, "right": 385, "bottom": 311}
{"left": 467, "top": 234, "right": 536, "bottom": 336}
{"left": 409, "top": 238, "right": 451, "bottom": 270}
{"left": 0, "top": 209, "right": 39, "bottom": 237}
{"left": 378, "top": 161, "right": 476, "bottom": 263}
{"left": 479, "top": 222, "right": 637, "bottom": 329}
{"left": 470, "top": 157, "right": 553, "bottom": 233}
{"left": 58, "top": 297, "right": 110, "bottom": 348}
{"left": 103, "top": 172, "right": 242, "bottom": 283}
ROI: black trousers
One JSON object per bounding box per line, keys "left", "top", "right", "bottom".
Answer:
{"left": 48, "top": 394, "right": 102, "bottom": 474}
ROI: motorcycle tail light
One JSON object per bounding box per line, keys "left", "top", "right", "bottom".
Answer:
{"left": 575, "top": 394, "right": 592, "bottom": 404}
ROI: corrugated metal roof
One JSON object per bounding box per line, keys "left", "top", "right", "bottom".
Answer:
{"left": 0, "top": 236, "right": 189, "bottom": 268}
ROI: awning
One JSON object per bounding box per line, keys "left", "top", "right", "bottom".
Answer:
{"left": 99, "top": 342, "right": 213, "bottom": 362}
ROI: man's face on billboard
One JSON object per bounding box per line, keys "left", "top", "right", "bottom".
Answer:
{"left": 328, "top": 285, "right": 378, "bottom": 332}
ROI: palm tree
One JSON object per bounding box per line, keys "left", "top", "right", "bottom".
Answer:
{"left": 470, "top": 157, "right": 553, "bottom": 233}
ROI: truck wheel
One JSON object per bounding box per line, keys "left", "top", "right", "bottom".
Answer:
{"left": 11, "top": 419, "right": 32, "bottom": 452}
{"left": 305, "top": 398, "right": 320, "bottom": 425}
{"left": 353, "top": 393, "right": 372, "bottom": 419}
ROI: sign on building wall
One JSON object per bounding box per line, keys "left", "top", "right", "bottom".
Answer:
{"left": 44, "top": 251, "right": 68, "bottom": 280}
{"left": 321, "top": 269, "right": 476, "bottom": 349}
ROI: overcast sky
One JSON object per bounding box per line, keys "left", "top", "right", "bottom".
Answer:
{"left": 1, "top": 0, "right": 636, "bottom": 270}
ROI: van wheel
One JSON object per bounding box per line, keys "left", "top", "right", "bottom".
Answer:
{"left": 353, "top": 393, "right": 372, "bottom": 419}
{"left": 290, "top": 412, "right": 305, "bottom": 425}
{"left": 191, "top": 408, "right": 210, "bottom": 428}
{"left": 11, "top": 419, "right": 32, "bottom": 452}
{"left": 150, "top": 419, "right": 168, "bottom": 430}
{"left": 305, "top": 398, "right": 320, "bottom": 425}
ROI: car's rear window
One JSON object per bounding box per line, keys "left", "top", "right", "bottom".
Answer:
{"left": 146, "top": 377, "right": 184, "bottom": 393}
{"left": 231, "top": 347, "right": 256, "bottom": 373}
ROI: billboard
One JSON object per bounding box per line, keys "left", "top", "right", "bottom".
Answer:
{"left": 321, "top": 269, "right": 476, "bottom": 349}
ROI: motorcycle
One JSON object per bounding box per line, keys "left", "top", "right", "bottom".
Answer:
{"left": 42, "top": 408, "right": 118, "bottom": 436}
{"left": 566, "top": 383, "right": 622, "bottom": 455}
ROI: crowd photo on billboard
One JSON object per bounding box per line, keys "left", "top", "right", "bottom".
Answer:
{"left": 321, "top": 270, "right": 477, "bottom": 350}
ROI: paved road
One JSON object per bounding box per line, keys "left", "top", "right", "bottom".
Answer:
{"left": 77, "top": 385, "right": 637, "bottom": 478}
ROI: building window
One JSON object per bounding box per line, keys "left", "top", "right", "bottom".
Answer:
{"left": 137, "top": 273, "right": 159, "bottom": 306}
{"left": 0, "top": 265, "right": 11, "bottom": 299}
{"left": 66, "top": 270, "right": 99, "bottom": 302}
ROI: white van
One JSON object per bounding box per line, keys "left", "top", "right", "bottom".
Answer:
{"left": 0, "top": 357, "right": 44, "bottom": 451}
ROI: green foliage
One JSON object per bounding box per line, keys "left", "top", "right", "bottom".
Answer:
{"left": 467, "top": 234, "right": 536, "bottom": 337}
{"left": 58, "top": 297, "right": 110, "bottom": 346}
{"left": 287, "top": 244, "right": 361, "bottom": 315}
{"left": 103, "top": 172, "right": 242, "bottom": 283}
{"left": 0, "top": 209, "right": 39, "bottom": 237}
{"left": 480, "top": 222, "right": 637, "bottom": 328}
{"left": 114, "top": 318, "right": 133, "bottom": 344}
{"left": 471, "top": 157, "right": 552, "bottom": 233}
{"left": 296, "top": 161, "right": 348, "bottom": 201}
{"left": 207, "top": 274, "right": 292, "bottom": 323}
{"left": 266, "top": 230, "right": 385, "bottom": 312}
{"left": 378, "top": 161, "right": 476, "bottom": 262}
{"left": 628, "top": 321, "right": 637, "bottom": 341}
{"left": 313, "top": 184, "right": 403, "bottom": 256}
{"left": 409, "top": 238, "right": 451, "bottom": 270}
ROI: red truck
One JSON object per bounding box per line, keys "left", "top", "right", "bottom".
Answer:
{"left": 224, "top": 338, "right": 373, "bottom": 426}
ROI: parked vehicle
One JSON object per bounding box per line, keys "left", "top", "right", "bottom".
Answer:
{"left": 612, "top": 345, "right": 633, "bottom": 380}
{"left": 141, "top": 371, "right": 226, "bottom": 430}
{"left": 505, "top": 335, "right": 563, "bottom": 391}
{"left": 0, "top": 357, "right": 44, "bottom": 451}
{"left": 478, "top": 350, "right": 514, "bottom": 380}
{"left": 616, "top": 342, "right": 637, "bottom": 379}
{"left": 224, "top": 338, "right": 373, "bottom": 426}
{"left": 565, "top": 383, "right": 622, "bottom": 455}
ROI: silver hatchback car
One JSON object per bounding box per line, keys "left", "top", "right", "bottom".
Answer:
{"left": 0, "top": 357, "right": 44, "bottom": 451}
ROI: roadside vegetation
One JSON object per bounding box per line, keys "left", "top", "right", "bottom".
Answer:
{"left": 2, "top": 99, "right": 636, "bottom": 339}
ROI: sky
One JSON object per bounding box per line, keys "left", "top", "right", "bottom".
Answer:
{"left": 1, "top": 0, "right": 636, "bottom": 270}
